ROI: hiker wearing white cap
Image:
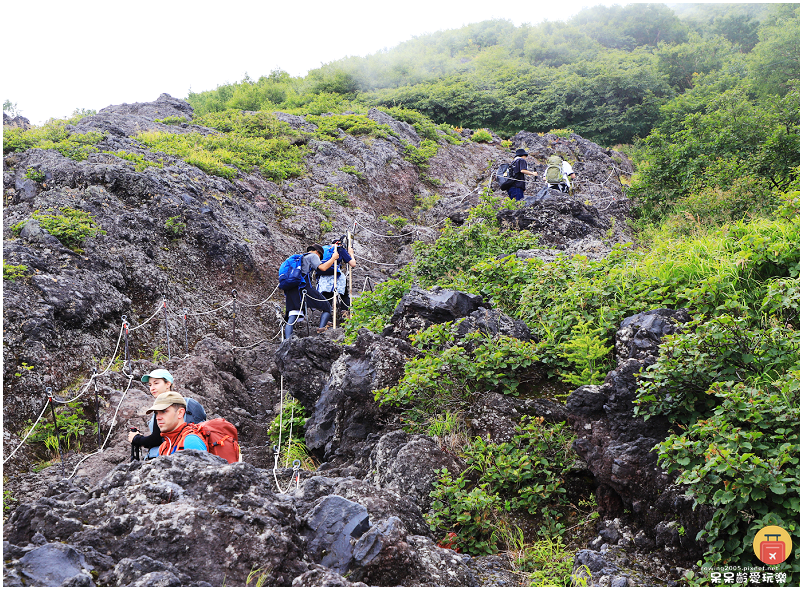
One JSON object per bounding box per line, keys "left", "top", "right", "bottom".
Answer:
{"left": 128, "top": 368, "right": 206, "bottom": 458}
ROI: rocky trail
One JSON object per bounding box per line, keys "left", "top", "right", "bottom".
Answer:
{"left": 3, "top": 96, "right": 701, "bottom": 586}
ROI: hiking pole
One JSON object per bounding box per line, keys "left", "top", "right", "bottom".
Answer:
{"left": 162, "top": 298, "right": 171, "bottom": 360}
{"left": 47, "top": 388, "right": 66, "bottom": 478}
{"left": 129, "top": 428, "right": 141, "bottom": 461}
{"left": 333, "top": 244, "right": 338, "bottom": 329}
{"left": 347, "top": 231, "right": 353, "bottom": 314}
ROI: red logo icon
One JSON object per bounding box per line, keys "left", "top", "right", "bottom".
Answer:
{"left": 753, "top": 526, "right": 792, "bottom": 565}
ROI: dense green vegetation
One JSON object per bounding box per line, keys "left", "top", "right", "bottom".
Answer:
{"left": 187, "top": 4, "right": 796, "bottom": 146}
{"left": 335, "top": 8, "right": 800, "bottom": 578}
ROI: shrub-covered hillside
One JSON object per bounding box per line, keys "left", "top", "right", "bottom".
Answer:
{"left": 187, "top": 3, "right": 799, "bottom": 145}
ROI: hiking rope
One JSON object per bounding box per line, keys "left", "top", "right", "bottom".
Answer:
{"left": 236, "top": 283, "right": 281, "bottom": 308}
{"left": 183, "top": 300, "right": 235, "bottom": 317}
{"left": 127, "top": 302, "right": 165, "bottom": 332}
{"left": 272, "top": 373, "right": 302, "bottom": 493}
{"left": 66, "top": 370, "right": 135, "bottom": 480}
{"left": 356, "top": 253, "right": 405, "bottom": 267}
{"left": 3, "top": 395, "right": 50, "bottom": 464}
{"left": 354, "top": 220, "right": 415, "bottom": 239}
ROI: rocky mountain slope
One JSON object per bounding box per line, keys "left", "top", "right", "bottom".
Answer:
{"left": 2, "top": 95, "right": 689, "bottom": 587}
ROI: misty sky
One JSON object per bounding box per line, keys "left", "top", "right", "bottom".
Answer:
{"left": 2, "top": 0, "right": 730, "bottom": 125}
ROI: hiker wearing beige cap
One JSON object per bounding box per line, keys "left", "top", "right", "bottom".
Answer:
{"left": 128, "top": 368, "right": 207, "bottom": 459}
{"left": 145, "top": 392, "right": 208, "bottom": 454}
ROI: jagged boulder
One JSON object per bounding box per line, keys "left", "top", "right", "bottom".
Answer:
{"left": 366, "top": 430, "right": 464, "bottom": 512}
{"left": 566, "top": 308, "right": 710, "bottom": 561}
{"left": 274, "top": 335, "right": 345, "bottom": 409}
{"left": 453, "top": 307, "right": 535, "bottom": 345}
{"left": 497, "top": 194, "right": 611, "bottom": 249}
{"left": 5, "top": 452, "right": 308, "bottom": 586}
{"left": 303, "top": 330, "right": 415, "bottom": 469}
{"left": 382, "top": 286, "right": 488, "bottom": 340}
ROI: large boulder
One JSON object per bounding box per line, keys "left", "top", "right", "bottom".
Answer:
{"left": 383, "top": 286, "right": 488, "bottom": 340}
{"left": 366, "top": 430, "right": 464, "bottom": 512}
{"left": 566, "top": 308, "right": 710, "bottom": 560}
{"left": 4, "top": 452, "right": 308, "bottom": 586}
{"left": 303, "top": 330, "right": 415, "bottom": 469}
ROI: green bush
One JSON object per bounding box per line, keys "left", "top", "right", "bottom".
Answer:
{"left": 3, "top": 262, "right": 29, "bottom": 282}
{"left": 428, "top": 419, "right": 575, "bottom": 554}
{"left": 267, "top": 398, "right": 316, "bottom": 471}
{"left": 403, "top": 139, "right": 438, "bottom": 171}
{"left": 3, "top": 119, "right": 105, "bottom": 160}
{"left": 319, "top": 185, "right": 350, "bottom": 206}
{"left": 307, "top": 113, "right": 392, "bottom": 141}
{"left": 29, "top": 208, "right": 106, "bottom": 251}
{"left": 375, "top": 325, "right": 541, "bottom": 426}
{"left": 654, "top": 381, "right": 800, "bottom": 584}
{"left": 137, "top": 129, "right": 306, "bottom": 181}
{"left": 471, "top": 128, "right": 493, "bottom": 143}
{"left": 24, "top": 167, "right": 46, "bottom": 182}
{"left": 164, "top": 216, "right": 186, "bottom": 238}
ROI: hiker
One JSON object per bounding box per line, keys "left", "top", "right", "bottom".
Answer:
{"left": 145, "top": 391, "right": 208, "bottom": 455}
{"left": 128, "top": 368, "right": 207, "bottom": 459}
{"left": 508, "top": 148, "right": 538, "bottom": 201}
{"left": 545, "top": 154, "right": 576, "bottom": 194}
{"left": 284, "top": 244, "right": 338, "bottom": 339}
{"left": 317, "top": 236, "right": 356, "bottom": 319}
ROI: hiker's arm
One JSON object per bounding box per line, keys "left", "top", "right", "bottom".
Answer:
{"left": 318, "top": 251, "right": 339, "bottom": 272}
{"left": 521, "top": 169, "right": 538, "bottom": 176}
{"left": 130, "top": 422, "right": 163, "bottom": 447}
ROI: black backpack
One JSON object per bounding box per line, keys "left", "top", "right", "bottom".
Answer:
{"left": 496, "top": 162, "right": 516, "bottom": 191}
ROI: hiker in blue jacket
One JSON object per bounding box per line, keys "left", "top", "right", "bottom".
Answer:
{"left": 508, "top": 148, "right": 539, "bottom": 201}
{"left": 127, "top": 368, "right": 206, "bottom": 459}
{"left": 284, "top": 244, "right": 338, "bottom": 339}
{"left": 318, "top": 236, "right": 357, "bottom": 319}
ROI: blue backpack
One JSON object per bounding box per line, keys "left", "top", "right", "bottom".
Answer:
{"left": 278, "top": 254, "right": 306, "bottom": 290}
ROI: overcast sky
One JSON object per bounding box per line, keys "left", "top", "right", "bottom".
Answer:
{"left": 1, "top": 0, "right": 732, "bottom": 125}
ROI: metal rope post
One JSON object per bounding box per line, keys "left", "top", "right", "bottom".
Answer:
{"left": 162, "top": 298, "right": 171, "bottom": 360}
{"left": 347, "top": 231, "right": 353, "bottom": 310}
{"left": 47, "top": 388, "right": 66, "bottom": 478}
{"left": 231, "top": 289, "right": 238, "bottom": 349}
{"left": 183, "top": 309, "right": 189, "bottom": 356}
{"left": 122, "top": 316, "right": 131, "bottom": 374}
{"left": 92, "top": 367, "right": 102, "bottom": 449}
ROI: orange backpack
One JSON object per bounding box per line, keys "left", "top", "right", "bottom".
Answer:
{"left": 197, "top": 418, "right": 241, "bottom": 464}
{"left": 159, "top": 419, "right": 241, "bottom": 464}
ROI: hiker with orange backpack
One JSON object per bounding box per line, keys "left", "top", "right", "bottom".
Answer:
{"left": 144, "top": 391, "right": 209, "bottom": 454}
{"left": 128, "top": 368, "right": 207, "bottom": 459}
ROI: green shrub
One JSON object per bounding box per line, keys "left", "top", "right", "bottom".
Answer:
{"left": 24, "top": 167, "right": 46, "bottom": 182}
{"left": 375, "top": 324, "right": 541, "bottom": 427}
{"left": 3, "top": 262, "right": 29, "bottom": 282}
{"left": 380, "top": 214, "right": 409, "bottom": 230}
{"left": 319, "top": 185, "right": 350, "bottom": 206}
{"left": 268, "top": 398, "right": 316, "bottom": 470}
{"left": 155, "top": 116, "right": 188, "bottom": 125}
{"left": 471, "top": 129, "right": 493, "bottom": 143}
{"left": 29, "top": 208, "right": 106, "bottom": 251}
{"left": 403, "top": 139, "right": 438, "bottom": 171}
{"left": 23, "top": 400, "right": 94, "bottom": 453}
{"left": 428, "top": 419, "right": 575, "bottom": 555}
{"left": 338, "top": 165, "right": 364, "bottom": 179}
{"left": 548, "top": 129, "right": 574, "bottom": 138}
{"left": 654, "top": 381, "right": 800, "bottom": 584}
{"left": 137, "top": 127, "right": 306, "bottom": 181}
{"left": 307, "top": 113, "right": 392, "bottom": 141}
{"left": 3, "top": 119, "right": 105, "bottom": 160}
{"left": 107, "top": 150, "right": 163, "bottom": 171}
{"left": 164, "top": 216, "right": 186, "bottom": 238}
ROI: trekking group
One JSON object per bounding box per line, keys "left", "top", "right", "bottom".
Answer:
{"left": 498, "top": 148, "right": 576, "bottom": 200}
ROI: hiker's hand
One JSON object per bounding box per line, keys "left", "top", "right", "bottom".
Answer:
{"left": 128, "top": 430, "right": 139, "bottom": 443}
{"left": 330, "top": 251, "right": 339, "bottom": 261}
